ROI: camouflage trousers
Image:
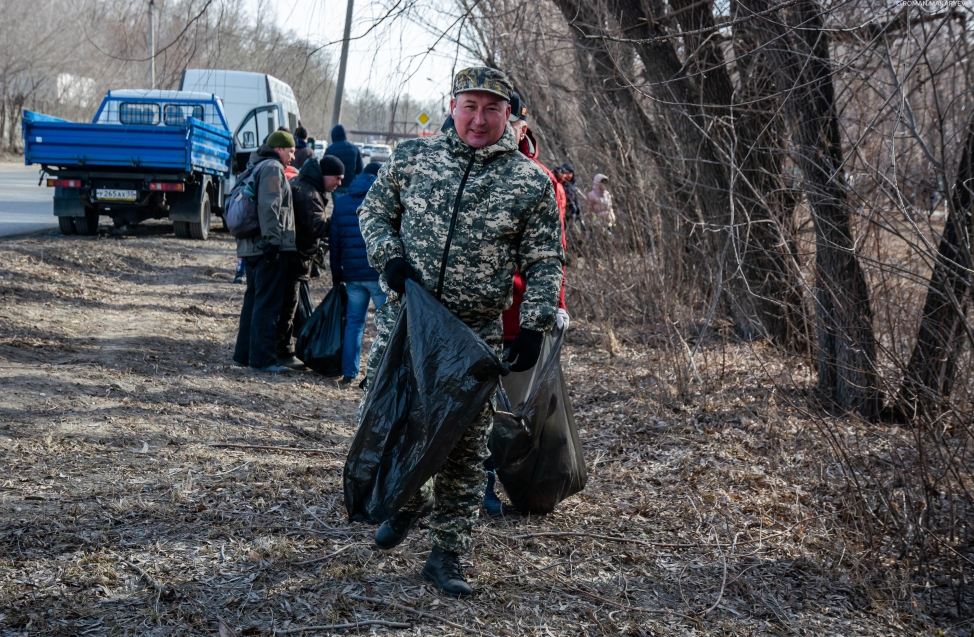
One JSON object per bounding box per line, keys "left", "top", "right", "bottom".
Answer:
{"left": 360, "top": 298, "right": 503, "bottom": 554}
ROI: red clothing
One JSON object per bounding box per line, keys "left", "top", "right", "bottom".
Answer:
{"left": 503, "top": 127, "right": 567, "bottom": 341}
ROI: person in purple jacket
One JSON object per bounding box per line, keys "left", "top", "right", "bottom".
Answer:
{"left": 329, "top": 162, "right": 385, "bottom": 387}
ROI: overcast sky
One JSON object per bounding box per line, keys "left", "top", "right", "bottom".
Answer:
{"left": 252, "top": 0, "right": 474, "bottom": 113}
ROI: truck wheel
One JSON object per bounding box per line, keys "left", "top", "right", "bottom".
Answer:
{"left": 188, "top": 193, "right": 211, "bottom": 241}
{"left": 58, "top": 216, "right": 77, "bottom": 235}
{"left": 173, "top": 221, "right": 190, "bottom": 238}
{"left": 74, "top": 210, "right": 100, "bottom": 236}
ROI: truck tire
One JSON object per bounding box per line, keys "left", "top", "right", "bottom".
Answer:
{"left": 173, "top": 221, "right": 190, "bottom": 238}
{"left": 73, "top": 210, "right": 100, "bottom": 236}
{"left": 188, "top": 193, "right": 211, "bottom": 240}
{"left": 58, "top": 216, "right": 77, "bottom": 235}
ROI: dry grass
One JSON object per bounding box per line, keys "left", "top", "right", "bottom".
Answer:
{"left": 0, "top": 227, "right": 951, "bottom": 635}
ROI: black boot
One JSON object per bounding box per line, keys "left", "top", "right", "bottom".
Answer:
{"left": 421, "top": 546, "right": 472, "bottom": 598}
{"left": 374, "top": 496, "right": 433, "bottom": 550}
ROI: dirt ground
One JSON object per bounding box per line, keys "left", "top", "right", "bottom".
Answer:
{"left": 0, "top": 225, "right": 946, "bottom": 636}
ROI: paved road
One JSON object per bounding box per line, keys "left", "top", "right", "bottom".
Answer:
{"left": 0, "top": 165, "right": 57, "bottom": 237}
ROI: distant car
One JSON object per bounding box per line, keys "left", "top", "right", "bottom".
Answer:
{"left": 370, "top": 144, "right": 392, "bottom": 163}
{"left": 313, "top": 140, "right": 326, "bottom": 160}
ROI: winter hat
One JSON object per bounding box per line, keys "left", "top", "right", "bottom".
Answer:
{"left": 266, "top": 130, "right": 296, "bottom": 148}
{"left": 594, "top": 173, "right": 609, "bottom": 184}
{"left": 508, "top": 92, "right": 528, "bottom": 122}
{"left": 363, "top": 161, "right": 382, "bottom": 176}
{"left": 561, "top": 161, "right": 575, "bottom": 174}
{"left": 319, "top": 155, "right": 345, "bottom": 176}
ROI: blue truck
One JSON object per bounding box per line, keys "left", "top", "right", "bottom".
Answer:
{"left": 22, "top": 90, "right": 233, "bottom": 240}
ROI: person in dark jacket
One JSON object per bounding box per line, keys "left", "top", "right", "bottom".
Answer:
{"left": 292, "top": 126, "right": 314, "bottom": 168}
{"left": 325, "top": 124, "right": 363, "bottom": 195}
{"left": 276, "top": 154, "right": 345, "bottom": 367}
{"left": 232, "top": 130, "right": 297, "bottom": 373}
{"left": 329, "top": 161, "right": 385, "bottom": 386}
{"left": 558, "top": 162, "right": 582, "bottom": 227}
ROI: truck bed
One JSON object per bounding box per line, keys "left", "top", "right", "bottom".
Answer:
{"left": 22, "top": 111, "right": 232, "bottom": 176}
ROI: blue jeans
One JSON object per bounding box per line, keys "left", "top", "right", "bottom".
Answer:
{"left": 342, "top": 280, "right": 387, "bottom": 378}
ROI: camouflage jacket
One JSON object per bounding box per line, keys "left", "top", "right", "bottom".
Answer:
{"left": 358, "top": 126, "right": 564, "bottom": 331}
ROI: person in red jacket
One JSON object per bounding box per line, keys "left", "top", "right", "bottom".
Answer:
{"left": 485, "top": 92, "right": 570, "bottom": 517}
{"left": 502, "top": 92, "right": 569, "bottom": 345}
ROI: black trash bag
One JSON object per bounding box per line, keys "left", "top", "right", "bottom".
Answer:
{"left": 293, "top": 280, "right": 314, "bottom": 335}
{"left": 489, "top": 326, "right": 587, "bottom": 514}
{"left": 296, "top": 284, "right": 345, "bottom": 376}
{"left": 344, "top": 279, "right": 505, "bottom": 523}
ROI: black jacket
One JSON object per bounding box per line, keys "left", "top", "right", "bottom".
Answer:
{"left": 289, "top": 156, "right": 330, "bottom": 257}
{"left": 293, "top": 139, "right": 314, "bottom": 169}
{"left": 325, "top": 125, "right": 363, "bottom": 189}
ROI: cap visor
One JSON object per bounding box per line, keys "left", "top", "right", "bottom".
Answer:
{"left": 455, "top": 87, "right": 510, "bottom": 100}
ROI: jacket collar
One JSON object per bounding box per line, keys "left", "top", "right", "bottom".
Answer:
{"left": 348, "top": 172, "right": 377, "bottom": 197}
{"left": 518, "top": 127, "right": 539, "bottom": 160}
{"left": 250, "top": 144, "right": 283, "bottom": 168}
{"left": 297, "top": 154, "right": 325, "bottom": 192}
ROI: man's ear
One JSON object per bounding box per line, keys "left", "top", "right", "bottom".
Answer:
{"left": 449, "top": 98, "right": 457, "bottom": 117}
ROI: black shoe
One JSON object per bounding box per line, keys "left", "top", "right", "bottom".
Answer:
{"left": 421, "top": 546, "right": 472, "bottom": 598}
{"left": 337, "top": 375, "right": 358, "bottom": 389}
{"left": 374, "top": 496, "right": 433, "bottom": 550}
{"left": 278, "top": 355, "right": 306, "bottom": 370}
{"left": 231, "top": 359, "right": 248, "bottom": 367}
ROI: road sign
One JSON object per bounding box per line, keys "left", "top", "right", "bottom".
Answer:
{"left": 415, "top": 111, "right": 431, "bottom": 128}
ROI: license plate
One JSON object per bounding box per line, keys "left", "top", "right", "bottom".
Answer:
{"left": 96, "top": 189, "right": 137, "bottom": 202}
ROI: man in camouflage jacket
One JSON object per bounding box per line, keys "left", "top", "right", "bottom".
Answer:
{"left": 357, "top": 66, "right": 564, "bottom": 597}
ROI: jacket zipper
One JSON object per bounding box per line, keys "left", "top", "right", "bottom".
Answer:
{"left": 435, "top": 152, "right": 477, "bottom": 300}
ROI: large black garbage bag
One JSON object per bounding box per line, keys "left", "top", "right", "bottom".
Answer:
{"left": 489, "top": 326, "right": 587, "bottom": 514}
{"left": 344, "top": 279, "right": 505, "bottom": 523}
{"left": 293, "top": 280, "right": 314, "bottom": 335}
{"left": 296, "top": 284, "right": 345, "bottom": 376}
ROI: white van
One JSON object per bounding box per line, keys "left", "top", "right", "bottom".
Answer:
{"left": 179, "top": 69, "right": 301, "bottom": 172}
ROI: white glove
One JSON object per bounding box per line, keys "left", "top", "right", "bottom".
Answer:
{"left": 556, "top": 308, "right": 570, "bottom": 331}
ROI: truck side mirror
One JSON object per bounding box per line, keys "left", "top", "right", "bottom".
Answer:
{"left": 242, "top": 131, "right": 255, "bottom": 148}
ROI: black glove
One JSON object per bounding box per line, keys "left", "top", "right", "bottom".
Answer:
{"left": 332, "top": 272, "right": 343, "bottom": 287}
{"left": 505, "top": 328, "right": 544, "bottom": 373}
{"left": 258, "top": 241, "right": 280, "bottom": 261}
{"left": 385, "top": 257, "right": 421, "bottom": 294}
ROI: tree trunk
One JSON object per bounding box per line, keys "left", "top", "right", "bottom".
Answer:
{"left": 730, "top": 2, "right": 809, "bottom": 351}
{"left": 741, "top": 0, "right": 881, "bottom": 417}
{"left": 672, "top": 0, "right": 809, "bottom": 350}
{"left": 605, "top": 0, "right": 809, "bottom": 348}
{"left": 552, "top": 0, "right": 696, "bottom": 271}
{"left": 608, "top": 0, "right": 772, "bottom": 340}
{"left": 898, "top": 108, "right": 974, "bottom": 420}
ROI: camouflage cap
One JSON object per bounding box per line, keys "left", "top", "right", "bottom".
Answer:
{"left": 452, "top": 66, "right": 513, "bottom": 100}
